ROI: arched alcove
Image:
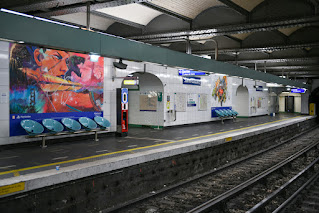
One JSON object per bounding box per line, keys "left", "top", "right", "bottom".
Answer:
{"left": 234, "top": 85, "right": 249, "bottom": 116}
{"left": 121, "top": 72, "right": 164, "bottom": 127}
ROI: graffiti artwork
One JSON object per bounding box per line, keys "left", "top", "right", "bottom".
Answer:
{"left": 9, "top": 43, "right": 104, "bottom": 136}
{"left": 212, "top": 76, "right": 227, "bottom": 106}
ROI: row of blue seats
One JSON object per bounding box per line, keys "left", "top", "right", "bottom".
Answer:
{"left": 215, "top": 109, "right": 238, "bottom": 118}
{"left": 21, "top": 116, "right": 111, "bottom": 136}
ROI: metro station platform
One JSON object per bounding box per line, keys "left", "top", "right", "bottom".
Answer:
{"left": 0, "top": 113, "right": 316, "bottom": 201}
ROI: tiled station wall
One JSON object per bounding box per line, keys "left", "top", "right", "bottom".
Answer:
{"left": 111, "top": 60, "right": 269, "bottom": 126}
{"left": 0, "top": 41, "right": 271, "bottom": 144}
{"left": 0, "top": 41, "right": 10, "bottom": 144}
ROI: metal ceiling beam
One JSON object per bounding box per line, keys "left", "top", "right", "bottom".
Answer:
{"left": 259, "top": 65, "right": 319, "bottom": 70}
{"left": 218, "top": 0, "right": 250, "bottom": 17}
{"left": 91, "top": 11, "right": 145, "bottom": 29}
{"left": 9, "top": 0, "right": 88, "bottom": 13}
{"left": 271, "top": 73, "right": 319, "bottom": 78}
{"left": 292, "top": 75, "right": 319, "bottom": 77}
{"left": 223, "top": 57, "right": 319, "bottom": 64}
{"left": 0, "top": 11, "right": 312, "bottom": 88}
{"left": 268, "top": 71, "right": 319, "bottom": 75}
{"left": 193, "top": 42, "right": 319, "bottom": 54}
{"left": 23, "top": 0, "right": 153, "bottom": 17}
{"left": 130, "top": 16, "right": 319, "bottom": 42}
{"left": 140, "top": 2, "right": 192, "bottom": 23}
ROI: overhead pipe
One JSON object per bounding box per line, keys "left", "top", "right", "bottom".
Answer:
{"left": 186, "top": 37, "right": 192, "bottom": 54}
{"left": 264, "top": 61, "right": 266, "bottom": 73}
{"left": 211, "top": 39, "right": 218, "bottom": 61}
{"left": 86, "top": 2, "right": 90, "bottom": 30}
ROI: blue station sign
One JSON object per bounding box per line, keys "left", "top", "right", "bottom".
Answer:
{"left": 179, "top": 69, "right": 206, "bottom": 76}
{"left": 183, "top": 77, "right": 201, "bottom": 86}
{"left": 254, "top": 85, "right": 263, "bottom": 91}
{"left": 291, "top": 88, "right": 306, "bottom": 93}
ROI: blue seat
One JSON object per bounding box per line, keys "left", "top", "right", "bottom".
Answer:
{"left": 221, "top": 109, "right": 231, "bottom": 117}
{"left": 21, "top": 119, "right": 44, "bottom": 135}
{"left": 226, "top": 109, "right": 236, "bottom": 116}
{"left": 42, "top": 119, "right": 64, "bottom": 133}
{"left": 215, "top": 110, "right": 225, "bottom": 117}
{"left": 61, "top": 118, "right": 81, "bottom": 132}
{"left": 231, "top": 109, "right": 238, "bottom": 116}
{"left": 79, "top": 117, "right": 97, "bottom": 130}
{"left": 94, "top": 116, "right": 111, "bottom": 129}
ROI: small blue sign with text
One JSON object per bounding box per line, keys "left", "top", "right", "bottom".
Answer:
{"left": 183, "top": 77, "right": 201, "bottom": 86}
{"left": 291, "top": 88, "right": 305, "bottom": 93}
{"left": 178, "top": 69, "right": 206, "bottom": 76}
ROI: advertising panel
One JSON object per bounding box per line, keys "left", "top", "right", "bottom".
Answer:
{"left": 9, "top": 43, "right": 104, "bottom": 136}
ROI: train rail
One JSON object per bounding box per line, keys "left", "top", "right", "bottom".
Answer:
{"left": 107, "top": 126, "right": 319, "bottom": 213}
{"left": 188, "top": 140, "right": 319, "bottom": 213}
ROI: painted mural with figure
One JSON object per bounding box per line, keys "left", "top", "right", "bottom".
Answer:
{"left": 9, "top": 43, "right": 104, "bottom": 136}
{"left": 212, "top": 76, "right": 227, "bottom": 106}
{"left": 9, "top": 43, "right": 104, "bottom": 113}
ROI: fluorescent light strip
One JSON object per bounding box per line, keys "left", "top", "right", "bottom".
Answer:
{"left": 35, "top": 17, "right": 79, "bottom": 28}
{"left": 215, "top": 73, "right": 228, "bottom": 76}
{"left": 1, "top": 8, "right": 33, "bottom": 18}
{"left": 1, "top": 8, "right": 79, "bottom": 29}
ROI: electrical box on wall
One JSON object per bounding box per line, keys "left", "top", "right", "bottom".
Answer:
{"left": 309, "top": 103, "right": 316, "bottom": 116}
{"left": 116, "top": 88, "right": 128, "bottom": 137}
{"left": 157, "top": 92, "right": 162, "bottom": 102}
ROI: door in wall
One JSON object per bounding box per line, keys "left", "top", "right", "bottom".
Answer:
{"left": 285, "top": 96, "right": 294, "bottom": 113}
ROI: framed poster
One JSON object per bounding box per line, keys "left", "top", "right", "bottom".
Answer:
{"left": 175, "top": 93, "right": 186, "bottom": 112}
{"left": 187, "top": 93, "right": 197, "bottom": 107}
{"left": 198, "top": 94, "right": 207, "bottom": 111}
{"left": 139, "top": 95, "right": 157, "bottom": 111}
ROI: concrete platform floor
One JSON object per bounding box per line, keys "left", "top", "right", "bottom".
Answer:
{"left": 0, "top": 113, "right": 306, "bottom": 181}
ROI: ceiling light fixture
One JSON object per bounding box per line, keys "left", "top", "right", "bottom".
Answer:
{"left": 113, "top": 58, "right": 128, "bottom": 69}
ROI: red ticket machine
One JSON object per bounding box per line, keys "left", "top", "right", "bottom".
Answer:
{"left": 117, "top": 88, "right": 128, "bottom": 136}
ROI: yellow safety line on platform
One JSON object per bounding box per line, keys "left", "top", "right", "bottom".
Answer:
{"left": 0, "top": 116, "right": 301, "bottom": 176}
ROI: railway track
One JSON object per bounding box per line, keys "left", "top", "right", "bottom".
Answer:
{"left": 271, "top": 165, "right": 319, "bottom": 213}
{"left": 107, "top": 126, "right": 319, "bottom": 213}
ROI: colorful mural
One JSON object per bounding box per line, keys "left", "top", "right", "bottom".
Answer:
{"left": 9, "top": 43, "right": 104, "bottom": 113}
{"left": 9, "top": 43, "right": 104, "bottom": 136}
{"left": 212, "top": 76, "right": 227, "bottom": 106}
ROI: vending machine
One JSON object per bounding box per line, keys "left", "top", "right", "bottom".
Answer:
{"left": 117, "top": 88, "right": 128, "bottom": 136}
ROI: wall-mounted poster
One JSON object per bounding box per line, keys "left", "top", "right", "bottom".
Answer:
{"left": 175, "top": 93, "right": 186, "bottom": 112}
{"left": 212, "top": 76, "right": 227, "bottom": 106}
{"left": 198, "top": 94, "right": 207, "bottom": 111}
{"left": 9, "top": 43, "right": 104, "bottom": 136}
{"left": 140, "top": 94, "right": 157, "bottom": 111}
{"left": 187, "top": 93, "right": 197, "bottom": 107}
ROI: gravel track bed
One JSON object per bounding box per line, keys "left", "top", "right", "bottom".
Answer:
{"left": 116, "top": 128, "right": 319, "bottom": 213}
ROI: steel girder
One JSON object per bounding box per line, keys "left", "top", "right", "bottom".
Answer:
{"left": 140, "top": 2, "right": 192, "bottom": 23}
{"left": 193, "top": 42, "right": 319, "bottom": 54}
{"left": 261, "top": 65, "right": 319, "bottom": 70}
{"left": 0, "top": 11, "right": 311, "bottom": 89}
{"left": 223, "top": 57, "right": 319, "bottom": 64}
{"left": 218, "top": 0, "right": 249, "bottom": 17}
{"left": 12, "top": 0, "right": 153, "bottom": 17}
{"left": 268, "top": 71, "right": 319, "bottom": 75}
{"left": 91, "top": 11, "right": 145, "bottom": 29}
{"left": 130, "top": 16, "right": 319, "bottom": 42}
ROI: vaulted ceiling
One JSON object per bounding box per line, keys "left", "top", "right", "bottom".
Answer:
{"left": 2, "top": 0, "right": 319, "bottom": 81}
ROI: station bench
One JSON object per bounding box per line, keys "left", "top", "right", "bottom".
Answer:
{"left": 20, "top": 116, "right": 111, "bottom": 148}
{"left": 211, "top": 108, "right": 238, "bottom": 124}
